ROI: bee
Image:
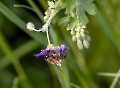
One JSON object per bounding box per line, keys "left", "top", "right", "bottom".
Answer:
{"left": 44, "top": 50, "right": 65, "bottom": 70}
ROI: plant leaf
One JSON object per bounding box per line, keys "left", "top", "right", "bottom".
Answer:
{"left": 76, "top": 0, "right": 97, "bottom": 25}
{"left": 61, "top": 0, "right": 77, "bottom": 14}
{"left": 61, "top": 0, "right": 97, "bottom": 25}
{"left": 58, "top": 16, "right": 70, "bottom": 26}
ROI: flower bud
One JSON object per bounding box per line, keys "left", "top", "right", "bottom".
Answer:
{"left": 75, "top": 27, "right": 80, "bottom": 32}
{"left": 83, "top": 40, "right": 90, "bottom": 49}
{"left": 70, "top": 30, "right": 75, "bottom": 35}
{"left": 44, "top": 15, "right": 49, "bottom": 22}
{"left": 77, "top": 40, "right": 83, "bottom": 49}
{"left": 72, "top": 35, "right": 77, "bottom": 42}
{"left": 80, "top": 32, "right": 85, "bottom": 39}
{"left": 76, "top": 32, "right": 81, "bottom": 39}
{"left": 26, "top": 22, "right": 35, "bottom": 31}
{"left": 82, "top": 25, "right": 86, "bottom": 28}
{"left": 67, "top": 28, "right": 70, "bottom": 30}
{"left": 48, "top": 1, "right": 55, "bottom": 9}
{"left": 81, "top": 28, "right": 84, "bottom": 33}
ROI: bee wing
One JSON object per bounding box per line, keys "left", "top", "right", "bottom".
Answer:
{"left": 55, "top": 62, "right": 63, "bottom": 72}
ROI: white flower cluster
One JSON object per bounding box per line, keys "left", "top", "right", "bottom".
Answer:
{"left": 70, "top": 24, "right": 91, "bottom": 49}
{"left": 44, "top": 1, "right": 55, "bottom": 22}
{"left": 26, "top": 1, "right": 57, "bottom": 32}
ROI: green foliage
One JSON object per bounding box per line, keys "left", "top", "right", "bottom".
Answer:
{"left": 0, "top": 0, "right": 120, "bottom": 88}
{"left": 59, "top": 0, "right": 97, "bottom": 49}
{"left": 61, "top": 0, "right": 97, "bottom": 25}
{"left": 61, "top": 0, "right": 77, "bottom": 14}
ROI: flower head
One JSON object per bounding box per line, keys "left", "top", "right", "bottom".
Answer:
{"left": 34, "top": 45, "right": 68, "bottom": 67}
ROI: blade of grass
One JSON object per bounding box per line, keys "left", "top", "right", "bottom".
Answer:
{"left": 38, "top": 0, "right": 47, "bottom": 10}
{"left": 27, "top": 0, "right": 44, "bottom": 22}
{"left": 110, "top": 69, "right": 120, "bottom": 88}
{"left": 95, "top": 11, "right": 120, "bottom": 53}
{"left": 67, "top": 54, "right": 89, "bottom": 88}
{"left": 70, "top": 45, "right": 98, "bottom": 88}
{"left": 70, "top": 83, "right": 81, "bottom": 88}
{"left": 48, "top": 24, "right": 71, "bottom": 88}
{"left": 54, "top": 61, "right": 71, "bottom": 88}
{"left": 0, "top": 33, "right": 32, "bottom": 88}
{"left": 0, "top": 40, "right": 40, "bottom": 71}
{"left": 98, "top": 72, "right": 120, "bottom": 77}
{"left": 11, "top": 77, "right": 19, "bottom": 88}
{"left": 0, "top": 1, "right": 47, "bottom": 45}
{"left": 14, "top": 4, "right": 35, "bottom": 12}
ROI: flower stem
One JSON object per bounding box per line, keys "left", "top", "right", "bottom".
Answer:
{"left": 46, "top": 30, "right": 51, "bottom": 45}
{"left": 44, "top": 9, "right": 59, "bottom": 28}
{"left": 45, "top": 9, "right": 61, "bottom": 45}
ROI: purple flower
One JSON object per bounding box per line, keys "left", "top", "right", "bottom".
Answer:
{"left": 34, "top": 45, "right": 68, "bottom": 65}
{"left": 34, "top": 45, "right": 68, "bottom": 58}
{"left": 34, "top": 44, "right": 68, "bottom": 70}
{"left": 59, "top": 45, "right": 68, "bottom": 59}
{"left": 34, "top": 49, "right": 49, "bottom": 57}
{"left": 60, "top": 45, "right": 67, "bottom": 52}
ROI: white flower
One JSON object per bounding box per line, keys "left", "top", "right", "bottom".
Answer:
{"left": 26, "top": 22, "right": 35, "bottom": 31}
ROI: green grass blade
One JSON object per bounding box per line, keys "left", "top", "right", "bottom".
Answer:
{"left": 95, "top": 11, "right": 120, "bottom": 52}
{"left": 0, "top": 1, "right": 46, "bottom": 45}
{"left": 27, "top": 0, "right": 44, "bottom": 21}
{"left": 0, "top": 40, "right": 39, "bottom": 71}
{"left": 0, "top": 33, "right": 32, "bottom": 88}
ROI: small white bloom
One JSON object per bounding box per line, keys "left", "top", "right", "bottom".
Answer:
{"left": 83, "top": 40, "right": 90, "bottom": 49}
{"left": 77, "top": 40, "right": 83, "bottom": 49}
{"left": 82, "top": 25, "right": 86, "bottom": 28}
{"left": 76, "top": 32, "right": 81, "bottom": 39}
{"left": 75, "top": 27, "right": 80, "bottom": 32}
{"left": 67, "top": 28, "right": 70, "bottom": 30}
{"left": 72, "top": 35, "right": 77, "bottom": 42}
{"left": 26, "top": 22, "right": 35, "bottom": 31}
{"left": 80, "top": 32, "right": 86, "bottom": 39}
{"left": 70, "top": 30, "right": 75, "bottom": 35}
{"left": 81, "top": 28, "right": 84, "bottom": 33}
{"left": 48, "top": 1, "right": 55, "bottom": 9}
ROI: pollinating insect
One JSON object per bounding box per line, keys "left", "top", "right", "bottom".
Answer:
{"left": 34, "top": 45, "right": 68, "bottom": 70}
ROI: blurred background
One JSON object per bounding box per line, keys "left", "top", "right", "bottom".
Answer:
{"left": 0, "top": 0, "right": 120, "bottom": 88}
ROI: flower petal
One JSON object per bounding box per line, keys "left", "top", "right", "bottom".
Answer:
{"left": 60, "top": 45, "right": 68, "bottom": 52}
{"left": 50, "top": 46, "right": 60, "bottom": 51}
{"left": 34, "top": 49, "right": 49, "bottom": 57}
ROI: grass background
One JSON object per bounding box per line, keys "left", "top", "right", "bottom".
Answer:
{"left": 0, "top": 0, "right": 120, "bottom": 88}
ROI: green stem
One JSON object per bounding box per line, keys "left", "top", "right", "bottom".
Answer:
{"left": 0, "top": 33, "right": 32, "bottom": 88}
{"left": 27, "top": 0, "right": 61, "bottom": 45}
{"left": 46, "top": 30, "right": 51, "bottom": 45}
{"left": 27, "top": 0, "right": 44, "bottom": 21}
{"left": 45, "top": 9, "right": 59, "bottom": 26}
{"left": 14, "top": 4, "right": 35, "bottom": 12}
